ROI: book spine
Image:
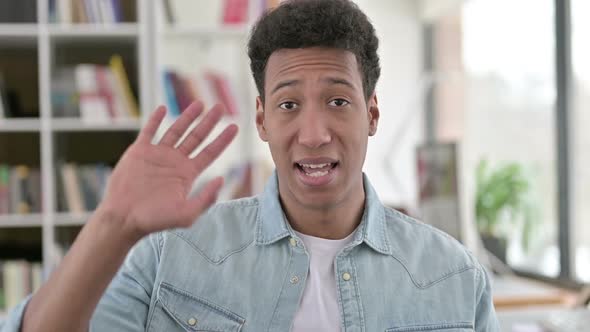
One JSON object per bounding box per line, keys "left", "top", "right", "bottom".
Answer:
{"left": 111, "top": 0, "right": 123, "bottom": 22}
{"left": 205, "top": 72, "right": 238, "bottom": 116}
{"left": 162, "top": 71, "right": 180, "bottom": 116}
{"left": 109, "top": 55, "right": 139, "bottom": 118}
{"left": 0, "top": 164, "right": 9, "bottom": 214}
{"left": 95, "top": 67, "right": 116, "bottom": 119}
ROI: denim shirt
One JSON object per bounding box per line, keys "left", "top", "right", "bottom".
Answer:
{"left": 2, "top": 172, "right": 499, "bottom": 332}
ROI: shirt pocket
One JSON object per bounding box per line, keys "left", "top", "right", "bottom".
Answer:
{"left": 149, "top": 281, "right": 245, "bottom": 332}
{"left": 386, "top": 322, "right": 474, "bottom": 332}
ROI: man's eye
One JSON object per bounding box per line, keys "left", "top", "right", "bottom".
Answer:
{"left": 328, "top": 99, "right": 349, "bottom": 107}
{"left": 279, "top": 101, "right": 298, "bottom": 110}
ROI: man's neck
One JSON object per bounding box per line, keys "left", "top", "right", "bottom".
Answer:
{"left": 279, "top": 188, "right": 366, "bottom": 240}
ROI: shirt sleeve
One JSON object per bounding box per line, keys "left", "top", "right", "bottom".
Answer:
{"left": 474, "top": 264, "right": 500, "bottom": 332}
{"left": 0, "top": 295, "right": 32, "bottom": 332}
{"left": 89, "top": 232, "right": 162, "bottom": 331}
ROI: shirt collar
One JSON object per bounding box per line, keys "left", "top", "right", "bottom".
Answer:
{"left": 255, "top": 171, "right": 391, "bottom": 255}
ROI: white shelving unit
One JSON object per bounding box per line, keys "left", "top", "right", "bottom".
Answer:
{"left": 0, "top": 0, "right": 153, "bottom": 281}
{"left": 0, "top": 0, "right": 274, "bottom": 316}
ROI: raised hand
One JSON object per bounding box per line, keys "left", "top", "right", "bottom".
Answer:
{"left": 98, "top": 101, "right": 238, "bottom": 241}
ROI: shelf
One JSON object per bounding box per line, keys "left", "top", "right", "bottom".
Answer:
{"left": 52, "top": 118, "right": 141, "bottom": 132}
{"left": 162, "top": 26, "right": 248, "bottom": 39}
{"left": 54, "top": 212, "right": 92, "bottom": 226}
{"left": 0, "top": 118, "right": 41, "bottom": 132}
{"left": 0, "top": 23, "right": 38, "bottom": 37}
{"left": 48, "top": 23, "right": 139, "bottom": 39}
{"left": 0, "top": 213, "right": 43, "bottom": 228}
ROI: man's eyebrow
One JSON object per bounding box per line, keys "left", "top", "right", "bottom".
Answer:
{"left": 271, "top": 79, "right": 299, "bottom": 94}
{"left": 321, "top": 77, "right": 355, "bottom": 88}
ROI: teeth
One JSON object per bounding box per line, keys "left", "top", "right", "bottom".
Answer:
{"left": 298, "top": 163, "right": 331, "bottom": 169}
{"left": 307, "top": 170, "right": 329, "bottom": 177}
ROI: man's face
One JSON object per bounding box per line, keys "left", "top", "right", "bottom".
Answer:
{"left": 256, "top": 47, "right": 379, "bottom": 210}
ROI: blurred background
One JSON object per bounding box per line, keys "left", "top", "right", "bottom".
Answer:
{"left": 0, "top": 0, "right": 588, "bottom": 330}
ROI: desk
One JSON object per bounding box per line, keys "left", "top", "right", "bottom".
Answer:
{"left": 492, "top": 275, "right": 581, "bottom": 331}
{"left": 492, "top": 275, "right": 576, "bottom": 310}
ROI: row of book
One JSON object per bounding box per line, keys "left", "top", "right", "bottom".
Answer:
{"left": 0, "top": 165, "right": 41, "bottom": 215}
{"left": 52, "top": 55, "right": 139, "bottom": 121}
{"left": 162, "top": 0, "right": 281, "bottom": 26}
{"left": 57, "top": 163, "right": 112, "bottom": 213}
{"left": 163, "top": 69, "right": 239, "bottom": 117}
{"left": 0, "top": 260, "right": 43, "bottom": 312}
{"left": 49, "top": 0, "right": 130, "bottom": 24}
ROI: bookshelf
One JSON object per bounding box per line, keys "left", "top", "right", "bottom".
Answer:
{"left": 0, "top": 0, "right": 151, "bottom": 315}
{"left": 0, "top": 0, "right": 273, "bottom": 315}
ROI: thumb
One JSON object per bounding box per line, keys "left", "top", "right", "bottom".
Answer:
{"left": 180, "top": 176, "right": 225, "bottom": 226}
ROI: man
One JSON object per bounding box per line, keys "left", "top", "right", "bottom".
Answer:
{"left": 3, "top": 0, "right": 499, "bottom": 331}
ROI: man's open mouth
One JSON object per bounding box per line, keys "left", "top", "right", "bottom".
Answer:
{"left": 294, "top": 160, "right": 339, "bottom": 179}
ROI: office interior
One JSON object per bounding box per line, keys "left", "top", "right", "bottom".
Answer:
{"left": 0, "top": 0, "right": 588, "bottom": 330}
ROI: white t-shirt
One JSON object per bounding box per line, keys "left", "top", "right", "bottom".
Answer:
{"left": 291, "top": 230, "right": 356, "bottom": 332}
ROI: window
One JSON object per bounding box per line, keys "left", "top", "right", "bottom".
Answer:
{"left": 429, "top": 0, "right": 560, "bottom": 277}
{"left": 571, "top": 0, "right": 590, "bottom": 283}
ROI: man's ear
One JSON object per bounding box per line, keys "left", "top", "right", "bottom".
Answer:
{"left": 256, "top": 96, "right": 268, "bottom": 142}
{"left": 367, "top": 93, "right": 379, "bottom": 136}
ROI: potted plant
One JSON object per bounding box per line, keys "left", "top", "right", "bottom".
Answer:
{"left": 475, "top": 160, "right": 535, "bottom": 263}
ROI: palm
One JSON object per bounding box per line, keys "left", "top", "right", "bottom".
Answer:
{"left": 99, "top": 102, "right": 238, "bottom": 238}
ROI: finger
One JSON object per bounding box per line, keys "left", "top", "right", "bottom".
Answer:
{"left": 137, "top": 106, "right": 167, "bottom": 144}
{"left": 177, "top": 104, "right": 224, "bottom": 156}
{"left": 179, "top": 176, "right": 224, "bottom": 226}
{"left": 192, "top": 124, "right": 239, "bottom": 175}
{"left": 159, "top": 101, "right": 204, "bottom": 147}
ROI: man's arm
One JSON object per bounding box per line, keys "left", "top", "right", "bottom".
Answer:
{"left": 475, "top": 265, "right": 500, "bottom": 331}
{"left": 4, "top": 102, "right": 237, "bottom": 332}
{"left": 89, "top": 233, "right": 162, "bottom": 331}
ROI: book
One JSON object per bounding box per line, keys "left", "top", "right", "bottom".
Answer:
{"left": 54, "top": 0, "right": 123, "bottom": 24}
{"left": 98, "top": 0, "right": 116, "bottom": 24}
{"left": 0, "top": 73, "right": 7, "bottom": 118}
{"left": 28, "top": 168, "right": 42, "bottom": 213}
{"left": 56, "top": 0, "right": 72, "bottom": 24}
{"left": 111, "top": 0, "right": 123, "bottom": 22}
{"left": 109, "top": 55, "right": 139, "bottom": 118}
{"left": 222, "top": 0, "right": 249, "bottom": 25}
{"left": 205, "top": 72, "right": 239, "bottom": 116}
{"left": 9, "top": 167, "right": 22, "bottom": 215}
{"left": 52, "top": 68, "right": 80, "bottom": 118}
{"left": 74, "top": 64, "right": 111, "bottom": 123}
{"left": 162, "top": 69, "right": 240, "bottom": 117}
{"left": 1, "top": 260, "right": 43, "bottom": 312}
{"left": 169, "top": 71, "right": 192, "bottom": 112}
{"left": 53, "top": 64, "right": 136, "bottom": 121}
{"left": 14, "top": 165, "right": 32, "bottom": 214}
{"left": 95, "top": 67, "right": 117, "bottom": 118}
{"left": 58, "top": 163, "right": 113, "bottom": 213}
{"left": 0, "top": 165, "right": 10, "bottom": 215}
{"left": 162, "top": 71, "right": 180, "bottom": 116}
{"left": 61, "top": 163, "right": 85, "bottom": 213}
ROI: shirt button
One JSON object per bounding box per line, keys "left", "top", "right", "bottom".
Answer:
{"left": 187, "top": 317, "right": 197, "bottom": 326}
{"left": 289, "top": 238, "right": 297, "bottom": 247}
{"left": 342, "top": 272, "right": 351, "bottom": 281}
{"left": 290, "top": 276, "right": 300, "bottom": 284}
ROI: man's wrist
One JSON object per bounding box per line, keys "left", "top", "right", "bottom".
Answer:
{"left": 92, "top": 205, "right": 144, "bottom": 249}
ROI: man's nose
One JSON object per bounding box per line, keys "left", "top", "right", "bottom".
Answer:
{"left": 297, "top": 108, "right": 332, "bottom": 148}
